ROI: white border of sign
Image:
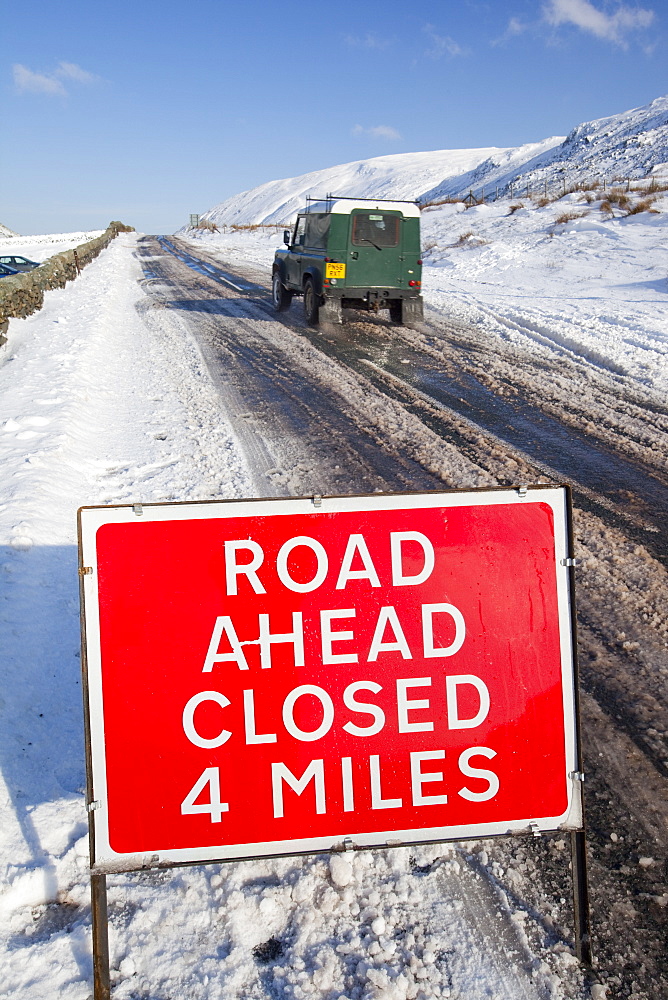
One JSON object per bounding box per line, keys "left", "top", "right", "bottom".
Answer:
{"left": 78, "top": 487, "right": 583, "bottom": 873}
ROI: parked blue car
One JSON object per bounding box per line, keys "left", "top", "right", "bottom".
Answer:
{"left": 0, "top": 262, "right": 19, "bottom": 277}
{"left": 0, "top": 254, "right": 40, "bottom": 272}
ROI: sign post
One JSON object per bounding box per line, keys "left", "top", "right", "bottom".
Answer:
{"left": 78, "top": 486, "right": 590, "bottom": 992}
{"left": 91, "top": 872, "right": 110, "bottom": 1000}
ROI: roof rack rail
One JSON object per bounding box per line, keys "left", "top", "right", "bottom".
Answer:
{"left": 306, "top": 193, "right": 420, "bottom": 207}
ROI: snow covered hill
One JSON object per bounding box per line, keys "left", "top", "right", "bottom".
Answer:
{"left": 422, "top": 94, "right": 668, "bottom": 204}
{"left": 199, "top": 140, "right": 562, "bottom": 227}
{"left": 199, "top": 95, "right": 668, "bottom": 227}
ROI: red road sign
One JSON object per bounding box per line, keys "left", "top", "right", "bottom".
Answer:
{"left": 78, "top": 488, "right": 582, "bottom": 872}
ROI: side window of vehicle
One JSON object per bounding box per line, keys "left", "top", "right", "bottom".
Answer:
{"left": 293, "top": 217, "right": 306, "bottom": 247}
{"left": 304, "top": 214, "right": 331, "bottom": 250}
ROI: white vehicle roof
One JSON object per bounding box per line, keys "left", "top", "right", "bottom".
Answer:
{"left": 302, "top": 198, "right": 421, "bottom": 218}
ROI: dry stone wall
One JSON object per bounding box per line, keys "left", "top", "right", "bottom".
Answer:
{"left": 0, "top": 222, "right": 134, "bottom": 340}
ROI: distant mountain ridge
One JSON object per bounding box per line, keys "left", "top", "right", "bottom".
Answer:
{"left": 201, "top": 95, "right": 668, "bottom": 227}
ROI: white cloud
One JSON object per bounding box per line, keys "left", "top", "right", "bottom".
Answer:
{"left": 344, "top": 33, "right": 392, "bottom": 49}
{"left": 352, "top": 124, "right": 402, "bottom": 141}
{"left": 12, "top": 61, "right": 99, "bottom": 96}
{"left": 543, "top": 0, "right": 654, "bottom": 45}
{"left": 56, "top": 61, "right": 99, "bottom": 84}
{"left": 423, "top": 24, "right": 468, "bottom": 58}
{"left": 13, "top": 64, "right": 66, "bottom": 97}
{"left": 491, "top": 16, "right": 529, "bottom": 45}
{"left": 507, "top": 16, "right": 527, "bottom": 35}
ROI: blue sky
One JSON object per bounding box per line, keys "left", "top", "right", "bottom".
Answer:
{"left": 4, "top": 0, "right": 666, "bottom": 234}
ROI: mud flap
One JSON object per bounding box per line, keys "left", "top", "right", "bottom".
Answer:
{"left": 320, "top": 298, "right": 343, "bottom": 325}
{"left": 402, "top": 296, "right": 424, "bottom": 327}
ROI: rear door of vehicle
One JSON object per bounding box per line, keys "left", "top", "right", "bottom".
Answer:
{"left": 345, "top": 210, "right": 404, "bottom": 289}
{"left": 285, "top": 216, "right": 306, "bottom": 289}
{"left": 300, "top": 214, "right": 329, "bottom": 289}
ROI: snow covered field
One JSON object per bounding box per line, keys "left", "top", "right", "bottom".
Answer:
{"left": 0, "top": 234, "right": 257, "bottom": 998}
{"left": 0, "top": 231, "right": 105, "bottom": 264}
{"left": 2, "top": 190, "right": 666, "bottom": 998}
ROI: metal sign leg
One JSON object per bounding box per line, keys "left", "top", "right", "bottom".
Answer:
{"left": 91, "top": 872, "right": 111, "bottom": 1000}
{"left": 571, "top": 830, "right": 593, "bottom": 966}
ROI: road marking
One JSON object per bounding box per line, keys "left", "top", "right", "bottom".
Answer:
{"left": 158, "top": 237, "right": 251, "bottom": 292}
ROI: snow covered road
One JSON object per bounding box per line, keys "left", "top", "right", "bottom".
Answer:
{"left": 1, "top": 228, "right": 666, "bottom": 1000}
{"left": 159, "top": 235, "right": 668, "bottom": 560}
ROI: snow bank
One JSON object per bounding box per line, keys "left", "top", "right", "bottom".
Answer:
{"left": 0, "top": 234, "right": 254, "bottom": 998}
{"left": 420, "top": 193, "right": 668, "bottom": 392}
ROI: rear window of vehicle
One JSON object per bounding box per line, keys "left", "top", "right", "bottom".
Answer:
{"left": 351, "top": 212, "right": 400, "bottom": 247}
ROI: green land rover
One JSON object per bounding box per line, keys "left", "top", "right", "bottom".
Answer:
{"left": 272, "top": 195, "right": 424, "bottom": 326}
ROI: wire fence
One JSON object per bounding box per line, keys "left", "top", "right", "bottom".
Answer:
{"left": 187, "top": 221, "right": 291, "bottom": 234}
{"left": 422, "top": 169, "right": 667, "bottom": 210}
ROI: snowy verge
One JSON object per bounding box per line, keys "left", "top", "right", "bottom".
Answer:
{"left": 0, "top": 234, "right": 253, "bottom": 998}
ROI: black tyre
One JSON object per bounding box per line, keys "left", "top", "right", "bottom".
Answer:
{"left": 389, "top": 300, "right": 403, "bottom": 324}
{"left": 272, "top": 271, "right": 293, "bottom": 312}
{"left": 303, "top": 277, "right": 320, "bottom": 325}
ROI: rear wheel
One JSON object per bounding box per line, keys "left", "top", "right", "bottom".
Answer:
{"left": 303, "top": 278, "right": 320, "bottom": 325}
{"left": 272, "top": 271, "right": 293, "bottom": 312}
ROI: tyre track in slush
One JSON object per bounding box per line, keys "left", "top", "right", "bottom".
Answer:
{"left": 142, "top": 239, "right": 461, "bottom": 498}
{"left": 161, "top": 236, "right": 668, "bottom": 568}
